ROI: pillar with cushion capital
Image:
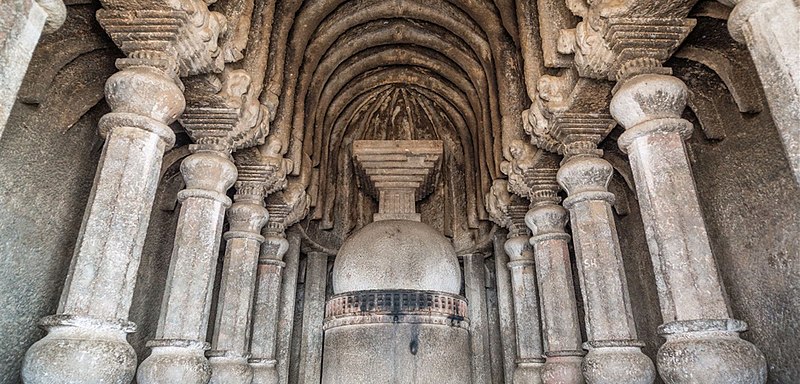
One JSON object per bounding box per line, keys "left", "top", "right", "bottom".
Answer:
{"left": 21, "top": 53, "right": 182, "bottom": 384}
{"left": 611, "top": 73, "right": 767, "bottom": 384}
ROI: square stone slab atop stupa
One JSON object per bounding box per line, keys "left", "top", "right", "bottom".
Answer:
{"left": 352, "top": 140, "right": 443, "bottom": 222}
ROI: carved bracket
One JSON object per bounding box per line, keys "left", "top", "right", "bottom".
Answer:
{"left": 97, "top": 0, "right": 227, "bottom": 77}
{"left": 485, "top": 179, "right": 530, "bottom": 238}
{"left": 557, "top": 1, "right": 698, "bottom": 81}
{"left": 180, "top": 69, "right": 270, "bottom": 151}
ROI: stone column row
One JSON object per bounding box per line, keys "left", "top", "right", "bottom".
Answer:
{"left": 251, "top": 181, "right": 308, "bottom": 384}
{"left": 137, "top": 145, "right": 237, "bottom": 384}
{"left": 556, "top": 132, "right": 656, "bottom": 384}
{"left": 208, "top": 177, "right": 270, "bottom": 383}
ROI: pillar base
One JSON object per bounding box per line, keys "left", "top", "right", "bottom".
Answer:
{"left": 582, "top": 341, "right": 655, "bottom": 384}
{"left": 137, "top": 339, "right": 211, "bottom": 384}
{"left": 514, "top": 357, "right": 545, "bottom": 384}
{"left": 542, "top": 351, "right": 584, "bottom": 384}
{"left": 657, "top": 319, "right": 767, "bottom": 384}
{"left": 21, "top": 315, "right": 137, "bottom": 384}
{"left": 208, "top": 351, "right": 253, "bottom": 384}
{"left": 249, "top": 358, "right": 279, "bottom": 384}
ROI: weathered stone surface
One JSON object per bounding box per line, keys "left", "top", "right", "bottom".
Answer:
{"left": 297, "top": 252, "right": 328, "bottom": 384}
{"left": 726, "top": 0, "right": 800, "bottom": 184}
{"left": 137, "top": 150, "right": 237, "bottom": 384}
{"left": 559, "top": 155, "right": 655, "bottom": 384}
{"left": 20, "top": 18, "right": 182, "bottom": 380}
{"left": 3, "top": 1, "right": 800, "bottom": 384}
{"left": 322, "top": 323, "right": 471, "bottom": 384}
{"left": 332, "top": 220, "right": 462, "bottom": 295}
{"left": 611, "top": 73, "right": 767, "bottom": 384}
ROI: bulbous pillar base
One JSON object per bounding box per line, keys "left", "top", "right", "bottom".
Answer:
{"left": 137, "top": 339, "right": 211, "bottom": 384}
{"left": 657, "top": 319, "right": 767, "bottom": 384}
{"left": 208, "top": 351, "right": 253, "bottom": 384}
{"left": 249, "top": 358, "right": 279, "bottom": 384}
{"left": 513, "top": 358, "right": 545, "bottom": 384}
{"left": 542, "top": 352, "right": 584, "bottom": 384}
{"left": 21, "top": 315, "right": 137, "bottom": 384}
{"left": 582, "top": 341, "right": 655, "bottom": 384}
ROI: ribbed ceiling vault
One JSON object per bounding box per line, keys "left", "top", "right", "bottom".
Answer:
{"left": 262, "top": 0, "right": 527, "bottom": 248}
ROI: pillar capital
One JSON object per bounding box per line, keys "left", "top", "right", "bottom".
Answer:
{"left": 180, "top": 70, "right": 273, "bottom": 153}
{"left": 557, "top": 156, "right": 614, "bottom": 206}
{"left": 179, "top": 150, "right": 238, "bottom": 201}
{"left": 97, "top": 0, "right": 226, "bottom": 78}
{"left": 556, "top": 1, "right": 696, "bottom": 82}
{"left": 35, "top": 0, "right": 66, "bottom": 34}
{"left": 726, "top": 0, "right": 783, "bottom": 43}
{"left": 611, "top": 74, "right": 694, "bottom": 153}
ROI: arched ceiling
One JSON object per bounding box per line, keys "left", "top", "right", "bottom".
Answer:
{"left": 260, "top": 0, "right": 528, "bottom": 247}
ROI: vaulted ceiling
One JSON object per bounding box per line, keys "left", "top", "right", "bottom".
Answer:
{"left": 258, "top": 0, "right": 529, "bottom": 250}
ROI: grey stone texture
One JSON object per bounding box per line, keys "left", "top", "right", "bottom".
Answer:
{"left": 611, "top": 73, "right": 767, "bottom": 383}
{"left": 137, "top": 150, "right": 237, "bottom": 384}
{"left": 727, "top": 0, "right": 800, "bottom": 184}
{"left": 558, "top": 155, "right": 656, "bottom": 384}
{"left": 209, "top": 192, "right": 269, "bottom": 384}
{"left": 322, "top": 323, "right": 472, "bottom": 384}
{"left": 2, "top": 1, "right": 800, "bottom": 384}
{"left": 526, "top": 204, "right": 584, "bottom": 384}
{"left": 332, "top": 220, "right": 462, "bottom": 295}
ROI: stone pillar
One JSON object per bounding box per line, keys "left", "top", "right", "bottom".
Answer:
{"left": 249, "top": 215, "right": 290, "bottom": 384}
{"left": 493, "top": 233, "right": 518, "bottom": 384}
{"left": 504, "top": 234, "right": 545, "bottom": 384}
{"left": 725, "top": 0, "right": 800, "bottom": 184}
{"left": 557, "top": 143, "right": 655, "bottom": 384}
{"left": 0, "top": 0, "right": 65, "bottom": 137}
{"left": 136, "top": 145, "right": 237, "bottom": 384}
{"left": 297, "top": 252, "right": 328, "bottom": 384}
{"left": 207, "top": 179, "right": 270, "bottom": 384}
{"left": 249, "top": 179, "right": 308, "bottom": 384}
{"left": 464, "top": 252, "right": 493, "bottom": 384}
{"left": 610, "top": 73, "right": 767, "bottom": 384}
{"left": 20, "top": 43, "right": 182, "bottom": 384}
{"left": 525, "top": 167, "right": 584, "bottom": 384}
{"left": 486, "top": 178, "right": 545, "bottom": 384}
{"left": 275, "top": 233, "right": 302, "bottom": 384}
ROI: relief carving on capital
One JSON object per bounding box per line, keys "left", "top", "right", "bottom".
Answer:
{"left": 485, "top": 179, "right": 530, "bottom": 239}
{"left": 180, "top": 69, "right": 271, "bottom": 152}
{"left": 556, "top": 0, "right": 698, "bottom": 81}
{"left": 524, "top": 74, "right": 616, "bottom": 159}
{"left": 97, "top": 0, "right": 227, "bottom": 77}
{"left": 233, "top": 138, "right": 293, "bottom": 199}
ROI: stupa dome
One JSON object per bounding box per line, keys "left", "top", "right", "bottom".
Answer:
{"left": 332, "top": 219, "right": 461, "bottom": 294}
